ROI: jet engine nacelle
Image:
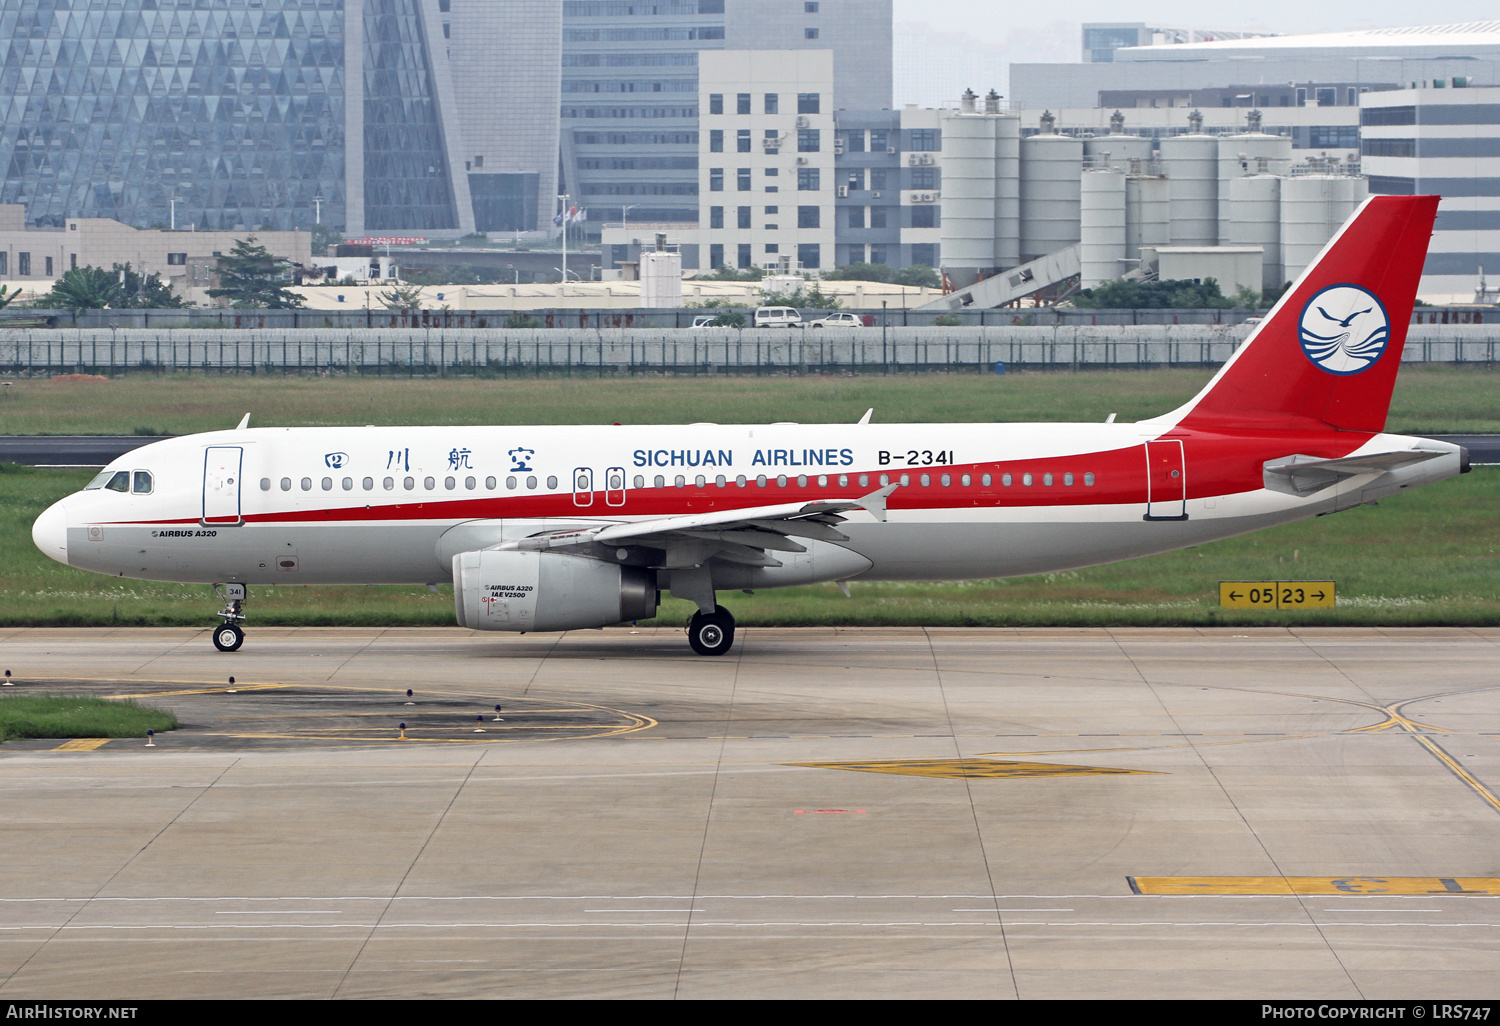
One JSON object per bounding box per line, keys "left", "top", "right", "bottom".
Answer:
{"left": 452, "top": 550, "right": 658, "bottom": 633}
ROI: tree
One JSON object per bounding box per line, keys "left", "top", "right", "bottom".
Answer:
{"left": 894, "top": 265, "right": 942, "bottom": 289}
{"left": 310, "top": 224, "right": 342, "bottom": 258}
{"left": 207, "top": 236, "right": 306, "bottom": 308}
{"left": 45, "top": 266, "right": 122, "bottom": 311}
{"left": 379, "top": 281, "right": 426, "bottom": 311}
{"left": 0, "top": 284, "right": 20, "bottom": 310}
{"left": 111, "top": 263, "right": 186, "bottom": 309}
{"left": 826, "top": 262, "right": 897, "bottom": 283}
{"left": 1069, "top": 277, "right": 1233, "bottom": 309}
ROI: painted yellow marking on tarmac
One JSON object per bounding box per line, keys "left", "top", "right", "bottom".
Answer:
{"left": 109, "top": 684, "right": 292, "bottom": 699}
{"left": 1131, "top": 876, "right": 1500, "bottom": 896}
{"left": 1410, "top": 734, "right": 1500, "bottom": 814}
{"left": 51, "top": 738, "right": 111, "bottom": 752}
{"left": 788, "top": 758, "right": 1152, "bottom": 780}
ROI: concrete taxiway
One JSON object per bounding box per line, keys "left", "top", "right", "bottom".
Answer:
{"left": 0, "top": 626, "right": 1497, "bottom": 999}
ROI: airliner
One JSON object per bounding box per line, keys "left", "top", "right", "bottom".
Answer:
{"left": 32, "top": 196, "right": 1467, "bottom": 656}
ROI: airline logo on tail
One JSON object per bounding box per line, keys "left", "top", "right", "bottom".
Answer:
{"left": 1297, "top": 284, "right": 1391, "bottom": 376}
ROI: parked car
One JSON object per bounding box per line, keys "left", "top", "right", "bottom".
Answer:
{"left": 807, "top": 312, "right": 865, "bottom": 329}
{"left": 753, "top": 306, "right": 804, "bottom": 329}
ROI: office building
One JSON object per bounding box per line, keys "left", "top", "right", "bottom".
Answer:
{"left": 0, "top": 0, "right": 559, "bottom": 236}
{"left": 1361, "top": 85, "right": 1500, "bottom": 300}
{"left": 562, "top": 0, "right": 891, "bottom": 234}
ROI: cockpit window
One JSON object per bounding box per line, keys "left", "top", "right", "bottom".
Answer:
{"left": 103, "top": 471, "right": 131, "bottom": 493}
{"left": 85, "top": 470, "right": 113, "bottom": 490}
{"left": 133, "top": 471, "right": 153, "bottom": 494}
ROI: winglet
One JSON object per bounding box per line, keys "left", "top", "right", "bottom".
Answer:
{"left": 855, "top": 482, "right": 900, "bottom": 523}
{"left": 236, "top": 412, "right": 251, "bottom": 430}
{"left": 858, "top": 409, "right": 873, "bottom": 425}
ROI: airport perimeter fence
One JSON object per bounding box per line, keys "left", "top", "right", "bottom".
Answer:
{"left": 0, "top": 324, "right": 1496, "bottom": 377}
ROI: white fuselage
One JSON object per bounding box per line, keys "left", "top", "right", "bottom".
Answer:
{"left": 32, "top": 421, "right": 1463, "bottom": 590}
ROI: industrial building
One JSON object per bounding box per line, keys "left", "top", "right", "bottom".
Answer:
{"left": 0, "top": 0, "right": 560, "bottom": 236}
{"left": 932, "top": 105, "right": 1369, "bottom": 311}
{"left": 0, "top": 204, "right": 310, "bottom": 303}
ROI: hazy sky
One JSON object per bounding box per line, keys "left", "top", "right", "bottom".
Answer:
{"left": 890, "top": 1, "right": 1498, "bottom": 106}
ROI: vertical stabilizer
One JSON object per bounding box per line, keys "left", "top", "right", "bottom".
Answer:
{"left": 1166, "top": 195, "right": 1439, "bottom": 434}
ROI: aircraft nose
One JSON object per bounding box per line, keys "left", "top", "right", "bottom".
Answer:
{"left": 32, "top": 500, "right": 68, "bottom": 566}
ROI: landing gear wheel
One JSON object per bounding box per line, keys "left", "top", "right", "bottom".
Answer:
{"left": 212, "top": 622, "right": 244, "bottom": 653}
{"left": 688, "top": 605, "right": 736, "bottom": 657}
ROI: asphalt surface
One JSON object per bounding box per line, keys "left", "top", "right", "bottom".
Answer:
{"left": 0, "top": 626, "right": 1497, "bottom": 999}
{"left": 2, "top": 434, "right": 1498, "bottom": 468}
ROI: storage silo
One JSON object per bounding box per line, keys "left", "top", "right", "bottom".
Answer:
{"left": 1126, "top": 175, "right": 1170, "bottom": 262}
{"left": 1019, "top": 112, "right": 1083, "bottom": 263}
{"left": 1160, "top": 111, "right": 1219, "bottom": 247}
{"left": 1080, "top": 167, "right": 1127, "bottom": 288}
{"left": 1280, "top": 175, "right": 1370, "bottom": 283}
{"left": 1217, "top": 111, "right": 1293, "bottom": 244}
{"left": 1228, "top": 174, "right": 1282, "bottom": 291}
{"left": 939, "top": 104, "right": 999, "bottom": 289}
{"left": 994, "top": 103, "right": 1022, "bottom": 271}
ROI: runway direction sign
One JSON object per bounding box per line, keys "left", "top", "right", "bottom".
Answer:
{"left": 1220, "top": 581, "right": 1335, "bottom": 610}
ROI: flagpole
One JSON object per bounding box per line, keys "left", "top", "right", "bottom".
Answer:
{"left": 559, "top": 192, "right": 569, "bottom": 297}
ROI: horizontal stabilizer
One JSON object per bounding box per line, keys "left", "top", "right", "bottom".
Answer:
{"left": 1264, "top": 450, "right": 1445, "bottom": 497}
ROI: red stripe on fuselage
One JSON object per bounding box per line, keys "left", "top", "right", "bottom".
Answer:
{"left": 105, "top": 430, "right": 1373, "bottom": 527}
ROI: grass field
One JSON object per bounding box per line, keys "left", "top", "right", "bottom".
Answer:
{"left": 0, "top": 694, "right": 178, "bottom": 742}
{"left": 2, "top": 462, "right": 1495, "bottom": 629}
{"left": 1, "top": 364, "right": 1497, "bottom": 434}
{"left": 0, "top": 368, "right": 1493, "bottom": 628}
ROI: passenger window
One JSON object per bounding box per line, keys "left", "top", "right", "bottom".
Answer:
{"left": 982, "top": 474, "right": 991, "bottom": 486}
{"left": 737, "top": 475, "right": 747, "bottom": 487}
{"left": 1001, "top": 474, "right": 1011, "bottom": 487}
{"left": 404, "top": 476, "right": 415, "bottom": 490}
{"left": 301, "top": 477, "right": 312, "bottom": 491}
{"left": 961, "top": 475, "right": 970, "bottom": 487}
{"left": 838, "top": 475, "right": 848, "bottom": 487}
{"left": 445, "top": 477, "right": 457, "bottom": 490}
{"left": 1064, "top": 473, "right": 1074, "bottom": 487}
{"left": 675, "top": 475, "right": 686, "bottom": 488}
{"left": 363, "top": 477, "right": 374, "bottom": 491}
{"left": 321, "top": 477, "right": 333, "bottom": 491}
{"left": 716, "top": 475, "right": 726, "bottom": 488}
{"left": 506, "top": 476, "right": 517, "bottom": 490}
{"left": 1023, "top": 474, "right": 1033, "bottom": 486}
{"left": 131, "top": 471, "right": 153, "bottom": 494}
{"left": 1085, "top": 473, "right": 1096, "bottom": 487}
{"left": 260, "top": 478, "right": 272, "bottom": 492}
{"left": 654, "top": 475, "right": 665, "bottom": 488}
{"left": 1043, "top": 473, "right": 1053, "bottom": 486}
{"left": 465, "top": 476, "right": 476, "bottom": 490}
{"left": 343, "top": 478, "right": 354, "bottom": 491}
{"left": 777, "top": 476, "right": 788, "bottom": 487}
{"left": 695, "top": 475, "right": 707, "bottom": 488}
{"left": 384, "top": 477, "right": 395, "bottom": 491}
{"left": 879, "top": 474, "right": 889, "bottom": 486}
{"left": 424, "top": 477, "right": 435, "bottom": 490}
{"left": 859, "top": 474, "right": 869, "bottom": 487}
{"left": 920, "top": 474, "right": 931, "bottom": 487}
{"left": 105, "top": 471, "right": 130, "bottom": 493}
{"left": 527, "top": 476, "right": 538, "bottom": 490}
{"left": 281, "top": 478, "right": 293, "bottom": 491}
{"left": 757, "top": 475, "right": 767, "bottom": 487}
{"left": 547, "top": 476, "right": 559, "bottom": 489}
{"left": 797, "top": 475, "right": 807, "bottom": 487}
{"left": 485, "top": 477, "right": 496, "bottom": 489}
{"left": 899, "top": 474, "right": 910, "bottom": 487}
{"left": 634, "top": 476, "right": 645, "bottom": 489}
{"left": 817, "top": 475, "right": 828, "bottom": 487}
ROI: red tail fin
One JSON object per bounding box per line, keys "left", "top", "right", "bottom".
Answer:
{"left": 1175, "top": 194, "right": 1439, "bottom": 434}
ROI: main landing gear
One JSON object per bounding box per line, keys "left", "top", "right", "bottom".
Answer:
{"left": 212, "top": 583, "right": 247, "bottom": 653}
{"left": 687, "top": 605, "right": 736, "bottom": 657}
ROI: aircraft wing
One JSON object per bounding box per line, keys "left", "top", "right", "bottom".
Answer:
{"left": 1263, "top": 450, "right": 1447, "bottom": 497}
{"left": 499, "top": 484, "right": 899, "bottom": 568}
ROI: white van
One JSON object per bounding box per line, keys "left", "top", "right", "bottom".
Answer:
{"left": 753, "top": 306, "right": 803, "bottom": 329}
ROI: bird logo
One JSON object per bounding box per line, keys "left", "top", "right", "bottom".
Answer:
{"left": 1298, "top": 284, "right": 1390, "bottom": 375}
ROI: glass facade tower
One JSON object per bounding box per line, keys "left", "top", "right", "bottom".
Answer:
{"left": 0, "top": 0, "right": 349, "bottom": 231}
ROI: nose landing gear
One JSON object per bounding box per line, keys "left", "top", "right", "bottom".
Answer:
{"left": 212, "top": 583, "right": 247, "bottom": 653}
